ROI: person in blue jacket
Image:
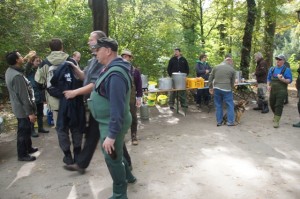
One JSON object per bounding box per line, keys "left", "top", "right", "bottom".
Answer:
{"left": 267, "top": 54, "right": 293, "bottom": 128}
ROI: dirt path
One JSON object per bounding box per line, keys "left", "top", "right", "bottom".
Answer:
{"left": 0, "top": 94, "right": 300, "bottom": 199}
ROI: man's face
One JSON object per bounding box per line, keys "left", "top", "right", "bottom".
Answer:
{"left": 174, "top": 50, "right": 180, "bottom": 57}
{"left": 73, "top": 54, "right": 81, "bottom": 63}
{"left": 276, "top": 58, "right": 284, "bottom": 67}
{"left": 122, "top": 54, "right": 132, "bottom": 62}
{"left": 16, "top": 52, "right": 24, "bottom": 66}
{"left": 88, "top": 33, "right": 98, "bottom": 52}
{"left": 95, "top": 47, "right": 108, "bottom": 65}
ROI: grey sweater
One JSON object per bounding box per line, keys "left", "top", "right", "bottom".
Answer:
{"left": 5, "top": 66, "right": 36, "bottom": 118}
{"left": 208, "top": 61, "right": 236, "bottom": 91}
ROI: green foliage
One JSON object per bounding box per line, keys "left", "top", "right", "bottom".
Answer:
{"left": 1, "top": 0, "right": 300, "bottom": 83}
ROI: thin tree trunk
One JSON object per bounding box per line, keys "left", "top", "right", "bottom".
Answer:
{"left": 240, "top": 0, "right": 256, "bottom": 79}
{"left": 263, "top": 5, "right": 276, "bottom": 68}
{"left": 89, "top": 0, "right": 109, "bottom": 36}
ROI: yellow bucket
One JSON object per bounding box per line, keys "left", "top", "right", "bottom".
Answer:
{"left": 147, "top": 99, "right": 156, "bottom": 106}
{"left": 157, "top": 95, "right": 168, "bottom": 105}
{"left": 147, "top": 93, "right": 156, "bottom": 100}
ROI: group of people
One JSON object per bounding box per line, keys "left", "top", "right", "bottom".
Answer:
{"left": 5, "top": 30, "right": 142, "bottom": 198}
{"left": 166, "top": 47, "right": 295, "bottom": 128}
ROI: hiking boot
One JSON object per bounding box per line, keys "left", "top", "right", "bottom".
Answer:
{"left": 64, "top": 163, "right": 85, "bottom": 174}
{"left": 132, "top": 139, "right": 138, "bottom": 145}
{"left": 169, "top": 106, "right": 175, "bottom": 110}
{"left": 18, "top": 155, "right": 36, "bottom": 161}
{"left": 28, "top": 147, "right": 38, "bottom": 154}
{"left": 38, "top": 128, "right": 49, "bottom": 133}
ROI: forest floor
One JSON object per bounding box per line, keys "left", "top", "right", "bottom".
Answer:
{"left": 0, "top": 86, "right": 300, "bottom": 199}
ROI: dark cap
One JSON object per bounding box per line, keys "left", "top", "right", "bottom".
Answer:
{"left": 174, "top": 47, "right": 181, "bottom": 52}
{"left": 275, "top": 54, "right": 286, "bottom": 60}
{"left": 91, "top": 37, "right": 118, "bottom": 52}
{"left": 225, "top": 53, "right": 232, "bottom": 59}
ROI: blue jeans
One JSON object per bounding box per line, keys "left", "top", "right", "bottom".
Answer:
{"left": 213, "top": 89, "right": 235, "bottom": 124}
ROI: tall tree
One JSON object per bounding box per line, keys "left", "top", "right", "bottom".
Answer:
{"left": 240, "top": 0, "right": 256, "bottom": 78}
{"left": 89, "top": 0, "right": 108, "bottom": 35}
{"left": 263, "top": 0, "right": 276, "bottom": 68}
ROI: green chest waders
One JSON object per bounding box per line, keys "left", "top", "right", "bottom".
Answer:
{"left": 270, "top": 76, "right": 287, "bottom": 116}
{"left": 88, "top": 66, "right": 132, "bottom": 199}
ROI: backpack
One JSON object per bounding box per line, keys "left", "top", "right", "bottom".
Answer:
{"left": 42, "top": 59, "right": 65, "bottom": 98}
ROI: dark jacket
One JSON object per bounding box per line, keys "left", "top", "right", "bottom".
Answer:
{"left": 25, "top": 63, "right": 43, "bottom": 103}
{"left": 255, "top": 58, "right": 268, "bottom": 83}
{"left": 195, "top": 61, "right": 212, "bottom": 80}
{"left": 167, "top": 56, "right": 189, "bottom": 76}
{"left": 51, "top": 63, "right": 85, "bottom": 132}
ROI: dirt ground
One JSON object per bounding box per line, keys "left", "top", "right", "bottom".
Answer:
{"left": 0, "top": 89, "right": 300, "bottom": 199}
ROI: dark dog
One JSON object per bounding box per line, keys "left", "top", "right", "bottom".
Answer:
{"left": 222, "top": 100, "right": 248, "bottom": 125}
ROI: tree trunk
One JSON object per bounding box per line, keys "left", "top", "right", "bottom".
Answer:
{"left": 240, "top": 0, "right": 256, "bottom": 79}
{"left": 263, "top": 2, "right": 276, "bottom": 69}
{"left": 89, "top": 0, "right": 109, "bottom": 36}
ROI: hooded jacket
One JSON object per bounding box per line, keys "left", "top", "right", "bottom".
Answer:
{"left": 35, "top": 51, "right": 69, "bottom": 110}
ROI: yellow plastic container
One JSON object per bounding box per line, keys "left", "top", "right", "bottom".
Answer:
{"left": 157, "top": 95, "right": 168, "bottom": 105}
{"left": 188, "top": 78, "right": 198, "bottom": 88}
{"left": 147, "top": 93, "right": 156, "bottom": 100}
{"left": 147, "top": 99, "right": 156, "bottom": 106}
{"left": 197, "top": 77, "right": 204, "bottom": 88}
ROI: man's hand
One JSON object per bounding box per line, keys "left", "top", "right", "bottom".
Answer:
{"left": 205, "top": 69, "right": 209, "bottom": 74}
{"left": 28, "top": 114, "right": 36, "bottom": 123}
{"left": 136, "top": 98, "right": 142, "bottom": 107}
{"left": 63, "top": 90, "right": 77, "bottom": 99}
{"left": 209, "top": 88, "right": 214, "bottom": 95}
{"left": 103, "top": 137, "right": 115, "bottom": 155}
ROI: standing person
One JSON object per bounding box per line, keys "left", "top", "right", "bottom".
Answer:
{"left": 5, "top": 51, "right": 38, "bottom": 161}
{"left": 63, "top": 30, "right": 106, "bottom": 173}
{"left": 25, "top": 55, "right": 49, "bottom": 138}
{"left": 121, "top": 49, "right": 142, "bottom": 145}
{"left": 71, "top": 51, "right": 81, "bottom": 66}
{"left": 284, "top": 59, "right": 291, "bottom": 105}
{"left": 167, "top": 48, "right": 189, "bottom": 109}
{"left": 35, "top": 38, "right": 80, "bottom": 165}
{"left": 195, "top": 53, "right": 212, "bottom": 107}
{"left": 88, "top": 37, "right": 136, "bottom": 199}
{"left": 267, "top": 54, "right": 293, "bottom": 128}
{"left": 293, "top": 65, "right": 300, "bottom": 127}
{"left": 208, "top": 55, "right": 236, "bottom": 126}
{"left": 253, "top": 52, "right": 269, "bottom": 113}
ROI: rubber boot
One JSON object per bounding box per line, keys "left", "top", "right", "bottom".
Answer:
{"left": 131, "top": 131, "right": 138, "bottom": 145}
{"left": 38, "top": 116, "right": 49, "bottom": 133}
{"left": 273, "top": 115, "right": 281, "bottom": 128}
{"left": 123, "top": 158, "right": 136, "bottom": 183}
{"left": 31, "top": 123, "right": 39, "bottom": 138}
{"left": 261, "top": 101, "right": 269, "bottom": 114}
{"left": 253, "top": 99, "right": 263, "bottom": 110}
{"left": 293, "top": 121, "right": 300, "bottom": 128}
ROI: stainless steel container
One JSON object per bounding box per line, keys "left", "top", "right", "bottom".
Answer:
{"left": 140, "top": 104, "right": 149, "bottom": 120}
{"left": 141, "top": 74, "right": 148, "bottom": 89}
{"left": 158, "top": 77, "right": 173, "bottom": 90}
{"left": 172, "top": 72, "right": 187, "bottom": 89}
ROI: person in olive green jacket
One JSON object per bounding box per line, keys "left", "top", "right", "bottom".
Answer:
{"left": 5, "top": 51, "right": 38, "bottom": 161}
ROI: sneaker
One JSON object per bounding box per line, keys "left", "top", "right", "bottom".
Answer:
{"left": 227, "top": 123, "right": 236, "bottom": 126}
{"left": 127, "top": 177, "right": 137, "bottom": 184}
{"left": 170, "top": 106, "right": 175, "bottom": 110}
{"left": 217, "top": 123, "right": 222, "bottom": 127}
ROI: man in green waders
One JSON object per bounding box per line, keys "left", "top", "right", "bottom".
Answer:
{"left": 88, "top": 37, "right": 136, "bottom": 199}
{"left": 267, "top": 54, "right": 293, "bottom": 128}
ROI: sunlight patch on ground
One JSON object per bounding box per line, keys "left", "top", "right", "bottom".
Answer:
{"left": 6, "top": 162, "right": 36, "bottom": 189}
{"left": 66, "top": 184, "right": 77, "bottom": 199}
{"left": 166, "top": 117, "right": 179, "bottom": 124}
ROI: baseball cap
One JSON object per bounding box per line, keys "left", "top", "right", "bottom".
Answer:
{"left": 275, "top": 54, "right": 286, "bottom": 60}
{"left": 91, "top": 37, "right": 118, "bottom": 52}
{"left": 121, "top": 49, "right": 133, "bottom": 57}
